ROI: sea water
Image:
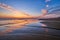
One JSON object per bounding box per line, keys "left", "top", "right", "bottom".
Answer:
{"left": 0, "top": 19, "right": 60, "bottom": 40}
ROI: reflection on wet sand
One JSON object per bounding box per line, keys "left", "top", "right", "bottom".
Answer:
{"left": 0, "top": 19, "right": 38, "bottom": 35}
{"left": 0, "top": 19, "right": 60, "bottom": 40}
{"left": 40, "top": 20, "right": 60, "bottom": 29}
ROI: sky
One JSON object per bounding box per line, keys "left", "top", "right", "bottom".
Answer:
{"left": 0, "top": 0, "right": 60, "bottom": 18}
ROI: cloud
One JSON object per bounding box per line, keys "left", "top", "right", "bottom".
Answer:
{"left": 45, "top": 0, "right": 51, "bottom": 2}
{"left": 0, "top": 3, "right": 32, "bottom": 18}
{"left": 42, "top": 14, "right": 60, "bottom": 19}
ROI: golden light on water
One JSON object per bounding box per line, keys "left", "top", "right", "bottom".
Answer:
{"left": 0, "top": 19, "right": 38, "bottom": 35}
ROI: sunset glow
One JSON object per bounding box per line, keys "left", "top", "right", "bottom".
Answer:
{"left": 0, "top": 0, "right": 60, "bottom": 18}
{"left": 0, "top": 3, "right": 32, "bottom": 18}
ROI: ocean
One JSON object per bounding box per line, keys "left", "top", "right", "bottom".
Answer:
{"left": 0, "top": 19, "right": 60, "bottom": 40}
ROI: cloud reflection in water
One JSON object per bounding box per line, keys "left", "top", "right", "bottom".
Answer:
{"left": 0, "top": 19, "right": 39, "bottom": 35}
